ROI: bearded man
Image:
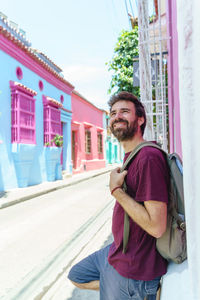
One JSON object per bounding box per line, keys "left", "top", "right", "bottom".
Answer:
{"left": 68, "top": 91, "right": 169, "bottom": 300}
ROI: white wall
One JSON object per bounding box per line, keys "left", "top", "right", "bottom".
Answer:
{"left": 161, "top": 1, "right": 200, "bottom": 299}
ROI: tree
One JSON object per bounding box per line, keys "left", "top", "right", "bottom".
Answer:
{"left": 107, "top": 28, "right": 139, "bottom": 96}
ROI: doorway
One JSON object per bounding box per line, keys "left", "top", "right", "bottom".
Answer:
{"left": 72, "top": 130, "right": 77, "bottom": 168}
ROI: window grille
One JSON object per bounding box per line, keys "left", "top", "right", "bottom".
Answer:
{"left": 10, "top": 81, "right": 36, "bottom": 144}
{"left": 97, "top": 132, "right": 103, "bottom": 153}
{"left": 85, "top": 130, "right": 91, "bottom": 154}
{"left": 137, "top": 0, "right": 169, "bottom": 150}
{"left": 43, "top": 96, "right": 62, "bottom": 146}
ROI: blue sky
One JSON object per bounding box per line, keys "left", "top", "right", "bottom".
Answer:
{"left": 1, "top": 0, "right": 139, "bottom": 109}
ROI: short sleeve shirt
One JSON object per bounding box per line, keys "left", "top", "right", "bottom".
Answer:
{"left": 108, "top": 146, "right": 169, "bottom": 281}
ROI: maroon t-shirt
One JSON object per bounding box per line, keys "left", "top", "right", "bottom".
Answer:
{"left": 108, "top": 146, "right": 169, "bottom": 280}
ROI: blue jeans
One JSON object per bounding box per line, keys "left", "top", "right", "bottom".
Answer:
{"left": 68, "top": 244, "right": 160, "bottom": 300}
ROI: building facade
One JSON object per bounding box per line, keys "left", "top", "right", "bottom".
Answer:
{"left": 0, "top": 16, "right": 74, "bottom": 191}
{"left": 166, "top": 0, "right": 182, "bottom": 157}
{"left": 71, "top": 91, "right": 106, "bottom": 173}
{"left": 158, "top": 1, "right": 200, "bottom": 299}
{"left": 103, "top": 111, "right": 124, "bottom": 165}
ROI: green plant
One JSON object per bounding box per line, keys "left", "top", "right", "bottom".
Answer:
{"left": 45, "top": 134, "right": 63, "bottom": 147}
{"left": 53, "top": 134, "right": 63, "bottom": 147}
{"left": 106, "top": 28, "right": 140, "bottom": 96}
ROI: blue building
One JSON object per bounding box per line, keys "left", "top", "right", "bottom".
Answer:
{"left": 102, "top": 111, "right": 124, "bottom": 165}
{"left": 0, "top": 13, "right": 74, "bottom": 191}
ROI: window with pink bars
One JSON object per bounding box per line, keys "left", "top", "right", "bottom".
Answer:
{"left": 43, "top": 96, "right": 62, "bottom": 146}
{"left": 10, "top": 81, "right": 36, "bottom": 144}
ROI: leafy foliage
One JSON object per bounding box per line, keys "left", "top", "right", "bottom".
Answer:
{"left": 45, "top": 134, "right": 63, "bottom": 147}
{"left": 107, "top": 28, "right": 140, "bottom": 96}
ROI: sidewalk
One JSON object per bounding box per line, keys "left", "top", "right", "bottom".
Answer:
{"left": 0, "top": 164, "right": 119, "bottom": 209}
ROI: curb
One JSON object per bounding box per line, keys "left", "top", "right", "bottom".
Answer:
{"left": 0, "top": 167, "right": 115, "bottom": 210}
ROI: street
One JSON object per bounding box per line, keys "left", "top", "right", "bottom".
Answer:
{"left": 43, "top": 217, "right": 113, "bottom": 300}
{"left": 0, "top": 173, "right": 114, "bottom": 300}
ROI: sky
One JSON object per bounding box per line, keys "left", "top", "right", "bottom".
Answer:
{"left": 1, "top": 0, "right": 139, "bottom": 110}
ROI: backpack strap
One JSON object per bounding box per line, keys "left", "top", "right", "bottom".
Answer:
{"left": 121, "top": 141, "right": 165, "bottom": 172}
{"left": 122, "top": 141, "right": 166, "bottom": 253}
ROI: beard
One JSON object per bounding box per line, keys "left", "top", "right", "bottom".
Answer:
{"left": 110, "top": 118, "right": 138, "bottom": 142}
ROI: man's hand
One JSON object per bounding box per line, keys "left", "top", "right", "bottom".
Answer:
{"left": 109, "top": 167, "right": 127, "bottom": 192}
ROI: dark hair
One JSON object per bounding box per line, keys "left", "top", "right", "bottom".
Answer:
{"left": 108, "top": 91, "right": 146, "bottom": 135}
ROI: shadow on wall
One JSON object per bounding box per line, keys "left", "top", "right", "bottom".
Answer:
{"left": 67, "top": 233, "right": 114, "bottom": 300}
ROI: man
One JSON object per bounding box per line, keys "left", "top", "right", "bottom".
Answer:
{"left": 68, "top": 91, "right": 169, "bottom": 300}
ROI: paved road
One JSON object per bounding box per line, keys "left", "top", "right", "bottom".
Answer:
{"left": 0, "top": 173, "right": 114, "bottom": 300}
{"left": 43, "top": 223, "right": 113, "bottom": 300}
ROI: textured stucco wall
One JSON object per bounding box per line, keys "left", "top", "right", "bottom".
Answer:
{"left": 161, "top": 1, "right": 200, "bottom": 299}
{"left": 176, "top": 0, "right": 200, "bottom": 298}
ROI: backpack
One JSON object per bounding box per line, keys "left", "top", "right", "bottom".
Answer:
{"left": 121, "top": 141, "right": 187, "bottom": 264}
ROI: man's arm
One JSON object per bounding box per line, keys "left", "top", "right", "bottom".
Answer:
{"left": 110, "top": 167, "right": 167, "bottom": 238}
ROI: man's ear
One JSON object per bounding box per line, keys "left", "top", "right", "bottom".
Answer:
{"left": 138, "top": 116, "right": 144, "bottom": 127}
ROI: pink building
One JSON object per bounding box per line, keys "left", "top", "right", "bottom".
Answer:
{"left": 71, "top": 91, "right": 106, "bottom": 174}
{"left": 166, "top": 0, "right": 182, "bottom": 158}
